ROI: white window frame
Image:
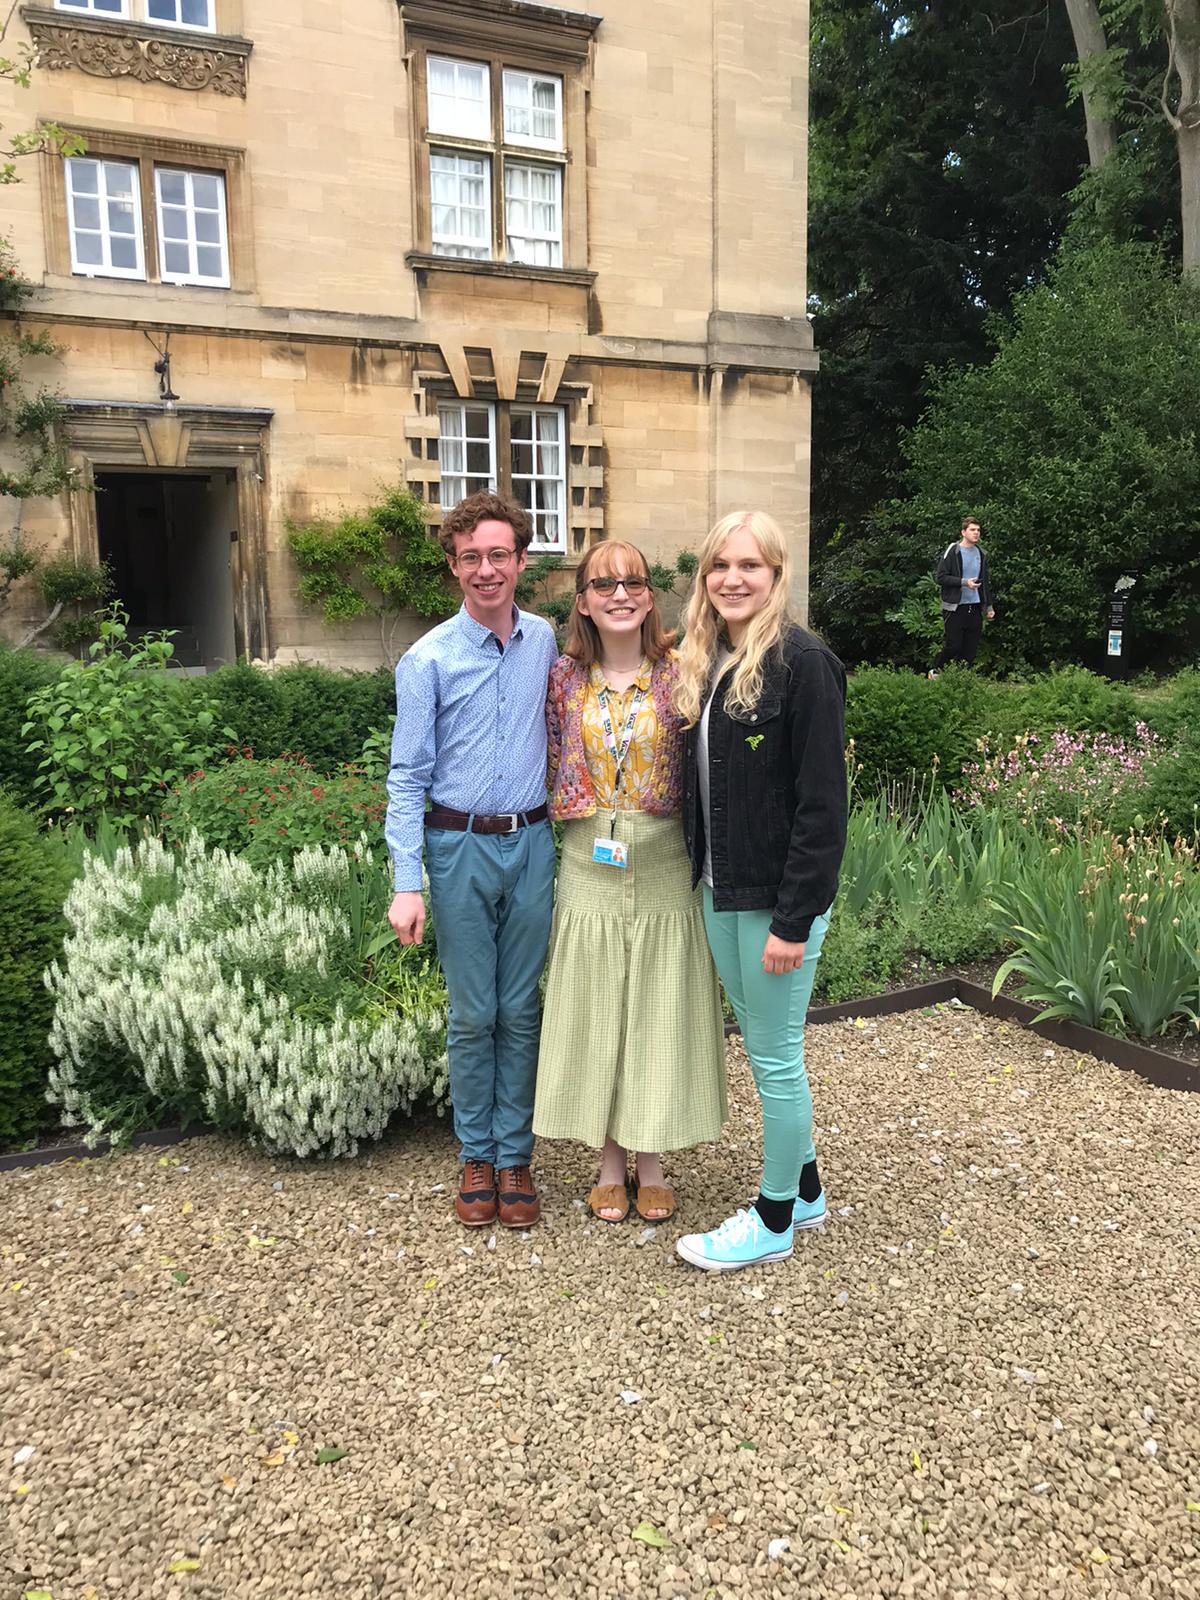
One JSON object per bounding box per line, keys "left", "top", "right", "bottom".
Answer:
{"left": 54, "top": 0, "right": 129, "bottom": 14}
{"left": 502, "top": 70, "right": 564, "bottom": 152}
{"left": 504, "top": 162, "right": 562, "bottom": 268}
{"left": 154, "top": 166, "right": 230, "bottom": 287}
{"left": 436, "top": 402, "right": 568, "bottom": 551}
{"left": 145, "top": 0, "right": 216, "bottom": 31}
{"left": 510, "top": 404, "right": 566, "bottom": 552}
{"left": 437, "top": 401, "right": 498, "bottom": 508}
{"left": 427, "top": 54, "right": 491, "bottom": 141}
{"left": 430, "top": 149, "right": 492, "bottom": 260}
{"left": 65, "top": 157, "right": 146, "bottom": 281}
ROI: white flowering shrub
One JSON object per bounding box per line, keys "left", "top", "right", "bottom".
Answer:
{"left": 45, "top": 835, "right": 448, "bottom": 1157}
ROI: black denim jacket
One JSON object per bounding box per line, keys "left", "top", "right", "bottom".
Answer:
{"left": 682, "top": 626, "right": 848, "bottom": 943}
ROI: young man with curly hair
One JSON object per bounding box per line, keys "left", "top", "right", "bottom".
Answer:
{"left": 385, "top": 491, "right": 558, "bottom": 1229}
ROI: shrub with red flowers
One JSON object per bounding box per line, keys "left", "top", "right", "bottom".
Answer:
{"left": 954, "top": 722, "right": 1166, "bottom": 833}
{"left": 161, "top": 752, "right": 387, "bottom": 867}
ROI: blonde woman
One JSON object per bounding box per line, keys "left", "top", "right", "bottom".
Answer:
{"left": 534, "top": 542, "right": 726, "bottom": 1223}
{"left": 673, "top": 512, "right": 848, "bottom": 1272}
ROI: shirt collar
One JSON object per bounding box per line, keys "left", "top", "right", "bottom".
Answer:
{"left": 457, "top": 602, "right": 523, "bottom": 648}
{"left": 590, "top": 656, "right": 652, "bottom": 693}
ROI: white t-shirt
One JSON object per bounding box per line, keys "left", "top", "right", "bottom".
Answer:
{"left": 697, "top": 651, "right": 732, "bottom": 888}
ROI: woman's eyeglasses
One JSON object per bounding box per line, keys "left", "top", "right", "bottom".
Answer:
{"left": 583, "top": 575, "right": 650, "bottom": 596}
{"left": 452, "top": 548, "right": 516, "bottom": 571}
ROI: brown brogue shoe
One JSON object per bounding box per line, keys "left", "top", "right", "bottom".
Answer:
{"left": 497, "top": 1164, "right": 540, "bottom": 1229}
{"left": 455, "top": 1160, "right": 497, "bottom": 1227}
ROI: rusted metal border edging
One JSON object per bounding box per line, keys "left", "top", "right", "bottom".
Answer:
{"left": 728, "top": 975, "right": 1199, "bottom": 1094}
{"left": 5, "top": 976, "right": 1197, "bottom": 1173}
{"left": 953, "top": 980, "right": 1200, "bottom": 1093}
{"left": 807, "top": 978, "right": 960, "bottom": 1025}
{"left": 0, "top": 1123, "right": 203, "bottom": 1174}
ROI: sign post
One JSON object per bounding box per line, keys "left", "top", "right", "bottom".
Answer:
{"left": 1105, "top": 579, "right": 1135, "bottom": 680}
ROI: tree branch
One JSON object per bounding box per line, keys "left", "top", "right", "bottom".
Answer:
{"left": 1063, "top": 0, "right": 1119, "bottom": 164}
{"left": 19, "top": 596, "right": 62, "bottom": 648}
{"left": 1163, "top": 0, "right": 1184, "bottom": 131}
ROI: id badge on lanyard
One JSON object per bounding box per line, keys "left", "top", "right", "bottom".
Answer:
{"left": 591, "top": 680, "right": 645, "bottom": 869}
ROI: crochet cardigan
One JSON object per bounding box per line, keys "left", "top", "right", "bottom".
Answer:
{"left": 546, "top": 650, "right": 684, "bottom": 820}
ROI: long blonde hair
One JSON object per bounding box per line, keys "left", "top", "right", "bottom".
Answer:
{"left": 675, "top": 511, "right": 793, "bottom": 726}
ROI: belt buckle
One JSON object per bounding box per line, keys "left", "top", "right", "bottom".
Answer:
{"left": 501, "top": 812, "right": 519, "bottom": 833}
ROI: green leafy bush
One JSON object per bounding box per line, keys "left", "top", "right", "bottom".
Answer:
{"left": 1015, "top": 666, "right": 1137, "bottom": 739}
{"left": 46, "top": 836, "right": 448, "bottom": 1156}
{"left": 22, "top": 608, "right": 232, "bottom": 827}
{"left": 0, "top": 792, "right": 69, "bottom": 1146}
{"left": 814, "top": 898, "right": 909, "bottom": 1004}
{"left": 161, "top": 754, "right": 387, "bottom": 867}
{"left": 272, "top": 663, "right": 394, "bottom": 769}
{"left": 1136, "top": 732, "right": 1200, "bottom": 842}
{"left": 915, "top": 891, "right": 1003, "bottom": 967}
{"left": 287, "top": 484, "right": 454, "bottom": 659}
{"left": 201, "top": 660, "right": 395, "bottom": 771}
{"left": 359, "top": 725, "right": 391, "bottom": 783}
{"left": 843, "top": 664, "right": 1172, "bottom": 794}
{"left": 1139, "top": 668, "right": 1200, "bottom": 745}
{"left": 0, "top": 642, "right": 61, "bottom": 807}
{"left": 845, "top": 665, "right": 1012, "bottom": 792}
{"left": 872, "top": 241, "right": 1200, "bottom": 673}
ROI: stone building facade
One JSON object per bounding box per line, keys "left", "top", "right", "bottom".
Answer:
{"left": 0, "top": 0, "right": 815, "bottom": 668}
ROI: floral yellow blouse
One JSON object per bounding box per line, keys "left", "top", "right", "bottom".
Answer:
{"left": 581, "top": 659, "right": 659, "bottom": 811}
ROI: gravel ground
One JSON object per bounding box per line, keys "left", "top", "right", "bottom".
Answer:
{"left": 4, "top": 1003, "right": 1200, "bottom": 1600}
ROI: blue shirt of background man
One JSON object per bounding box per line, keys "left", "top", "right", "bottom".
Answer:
{"left": 959, "top": 544, "right": 982, "bottom": 605}
{"left": 385, "top": 603, "right": 558, "bottom": 893}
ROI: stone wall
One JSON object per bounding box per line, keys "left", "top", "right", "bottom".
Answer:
{"left": 0, "top": 0, "right": 815, "bottom": 667}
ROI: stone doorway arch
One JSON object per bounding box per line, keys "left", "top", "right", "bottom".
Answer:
{"left": 60, "top": 400, "right": 273, "bottom": 662}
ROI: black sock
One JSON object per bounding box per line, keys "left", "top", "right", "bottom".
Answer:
{"left": 754, "top": 1194, "right": 793, "bottom": 1234}
{"left": 798, "top": 1160, "right": 822, "bottom": 1204}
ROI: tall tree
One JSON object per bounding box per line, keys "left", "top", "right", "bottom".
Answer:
{"left": 808, "top": 0, "right": 1088, "bottom": 659}
{"left": 1064, "top": 0, "right": 1119, "bottom": 164}
{"left": 1062, "top": 0, "right": 1200, "bottom": 269}
{"left": 883, "top": 241, "right": 1200, "bottom": 672}
{"left": 1162, "top": 0, "right": 1200, "bottom": 269}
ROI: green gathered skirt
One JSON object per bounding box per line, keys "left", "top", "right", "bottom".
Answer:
{"left": 533, "top": 811, "right": 727, "bottom": 1152}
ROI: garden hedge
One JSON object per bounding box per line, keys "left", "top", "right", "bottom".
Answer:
{"left": 0, "top": 791, "right": 68, "bottom": 1144}
{"left": 199, "top": 660, "right": 395, "bottom": 770}
{"left": 0, "top": 643, "right": 64, "bottom": 809}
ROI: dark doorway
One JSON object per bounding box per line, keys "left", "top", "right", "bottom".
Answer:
{"left": 95, "top": 470, "right": 239, "bottom": 668}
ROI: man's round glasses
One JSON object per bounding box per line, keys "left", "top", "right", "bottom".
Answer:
{"left": 584, "top": 575, "right": 650, "bottom": 596}
{"left": 452, "top": 548, "right": 517, "bottom": 571}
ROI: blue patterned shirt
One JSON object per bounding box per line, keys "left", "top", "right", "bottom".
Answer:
{"left": 385, "top": 604, "right": 558, "bottom": 892}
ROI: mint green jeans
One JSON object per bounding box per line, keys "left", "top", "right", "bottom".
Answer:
{"left": 702, "top": 892, "right": 831, "bottom": 1201}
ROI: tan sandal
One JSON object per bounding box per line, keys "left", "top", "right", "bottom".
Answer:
{"left": 633, "top": 1183, "right": 676, "bottom": 1224}
{"left": 588, "top": 1182, "right": 631, "bottom": 1224}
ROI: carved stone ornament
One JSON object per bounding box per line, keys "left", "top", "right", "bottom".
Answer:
{"left": 23, "top": 9, "right": 250, "bottom": 97}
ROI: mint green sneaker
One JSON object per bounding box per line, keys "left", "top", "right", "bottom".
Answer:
{"left": 676, "top": 1208, "right": 794, "bottom": 1273}
{"left": 793, "top": 1191, "right": 827, "bottom": 1230}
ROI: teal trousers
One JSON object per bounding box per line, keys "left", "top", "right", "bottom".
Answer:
{"left": 702, "top": 892, "right": 831, "bottom": 1201}
{"left": 425, "top": 822, "right": 555, "bottom": 1169}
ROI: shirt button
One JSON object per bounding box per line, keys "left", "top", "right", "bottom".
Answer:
{"left": 750, "top": 714, "right": 758, "bottom": 722}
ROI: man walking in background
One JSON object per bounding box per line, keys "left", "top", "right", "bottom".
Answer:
{"left": 928, "top": 515, "right": 996, "bottom": 677}
{"left": 386, "top": 491, "right": 558, "bottom": 1230}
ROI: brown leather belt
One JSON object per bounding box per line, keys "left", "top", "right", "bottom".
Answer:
{"left": 426, "top": 802, "right": 549, "bottom": 835}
